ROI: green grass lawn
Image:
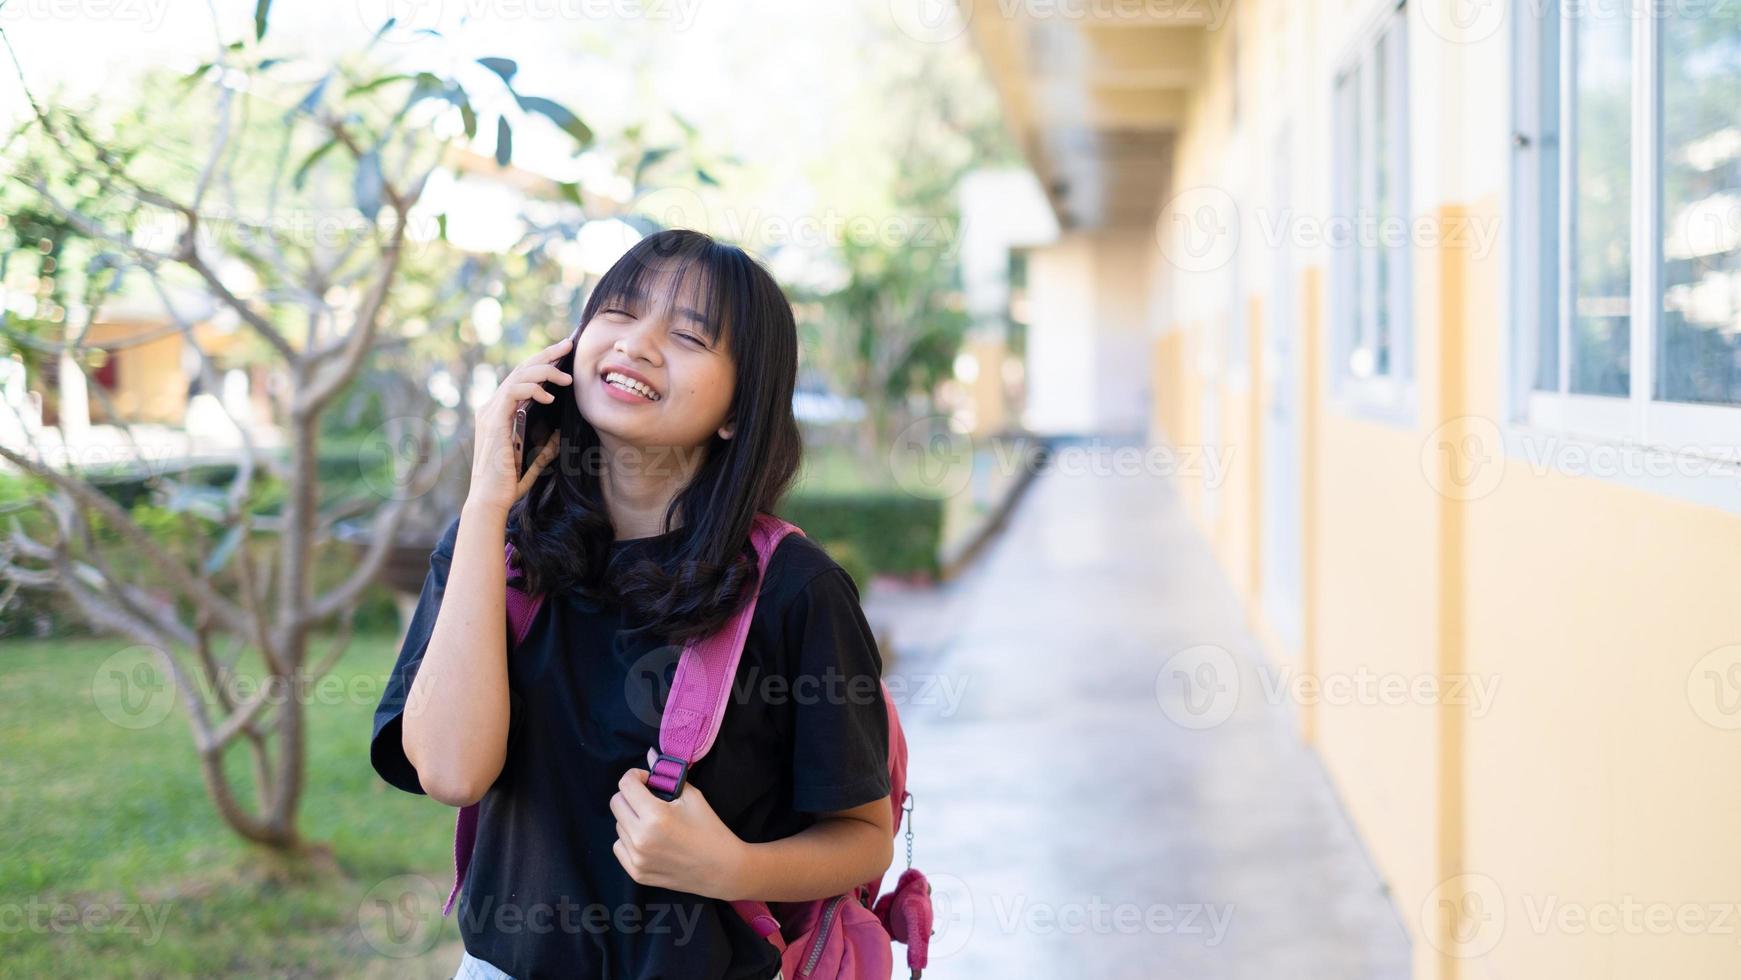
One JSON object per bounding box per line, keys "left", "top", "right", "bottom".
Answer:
{"left": 0, "top": 631, "right": 467, "bottom": 978}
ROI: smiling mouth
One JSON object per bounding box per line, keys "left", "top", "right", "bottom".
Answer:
{"left": 601, "top": 371, "right": 662, "bottom": 401}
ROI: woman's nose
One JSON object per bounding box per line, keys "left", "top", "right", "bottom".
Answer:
{"left": 613, "top": 317, "right": 665, "bottom": 364}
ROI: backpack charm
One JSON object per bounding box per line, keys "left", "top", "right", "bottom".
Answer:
{"left": 872, "top": 866, "right": 933, "bottom": 979}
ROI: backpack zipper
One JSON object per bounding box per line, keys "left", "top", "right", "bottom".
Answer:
{"left": 799, "top": 894, "right": 848, "bottom": 977}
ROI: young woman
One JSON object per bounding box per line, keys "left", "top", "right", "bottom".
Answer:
{"left": 370, "top": 229, "right": 894, "bottom": 980}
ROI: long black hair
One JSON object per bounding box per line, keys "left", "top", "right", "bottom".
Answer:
{"left": 504, "top": 228, "right": 803, "bottom": 645}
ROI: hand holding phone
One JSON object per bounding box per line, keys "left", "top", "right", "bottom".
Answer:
{"left": 513, "top": 326, "right": 579, "bottom": 479}
{"left": 469, "top": 332, "right": 574, "bottom": 520}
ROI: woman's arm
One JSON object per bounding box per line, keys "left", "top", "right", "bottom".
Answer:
{"left": 401, "top": 335, "right": 571, "bottom": 807}
{"left": 726, "top": 796, "right": 895, "bottom": 902}
{"left": 399, "top": 501, "right": 514, "bottom": 807}
{"left": 611, "top": 768, "right": 893, "bottom": 902}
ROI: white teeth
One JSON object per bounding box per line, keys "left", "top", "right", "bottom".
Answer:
{"left": 604, "top": 372, "right": 660, "bottom": 400}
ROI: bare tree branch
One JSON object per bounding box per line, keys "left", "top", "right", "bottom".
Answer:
{"left": 0, "top": 443, "right": 249, "bottom": 636}
{"left": 297, "top": 206, "right": 408, "bottom": 414}
{"left": 178, "top": 235, "right": 299, "bottom": 360}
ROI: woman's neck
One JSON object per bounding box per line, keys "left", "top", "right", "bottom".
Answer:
{"left": 596, "top": 440, "right": 698, "bottom": 540}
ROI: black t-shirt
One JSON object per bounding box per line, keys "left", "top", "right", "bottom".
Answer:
{"left": 370, "top": 514, "right": 891, "bottom": 980}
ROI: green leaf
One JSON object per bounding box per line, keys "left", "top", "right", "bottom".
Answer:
{"left": 634, "top": 146, "right": 673, "bottom": 185}
{"left": 291, "top": 136, "right": 338, "bottom": 190}
{"left": 179, "top": 62, "right": 213, "bottom": 88}
{"left": 253, "top": 0, "right": 271, "bottom": 41}
{"left": 436, "top": 213, "right": 448, "bottom": 241}
{"left": 161, "top": 483, "right": 226, "bottom": 522}
{"left": 354, "top": 150, "right": 385, "bottom": 219}
{"left": 346, "top": 73, "right": 415, "bottom": 98}
{"left": 494, "top": 116, "right": 512, "bottom": 166}
{"left": 290, "top": 72, "right": 331, "bottom": 119}
{"left": 513, "top": 95, "right": 592, "bottom": 147}
{"left": 477, "top": 57, "right": 518, "bottom": 85}
{"left": 203, "top": 524, "right": 244, "bottom": 576}
{"left": 366, "top": 16, "right": 396, "bottom": 48}
{"left": 695, "top": 167, "right": 718, "bottom": 186}
{"left": 459, "top": 99, "right": 478, "bottom": 140}
{"left": 556, "top": 181, "right": 584, "bottom": 207}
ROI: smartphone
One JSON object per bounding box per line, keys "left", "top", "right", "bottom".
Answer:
{"left": 512, "top": 326, "right": 580, "bottom": 479}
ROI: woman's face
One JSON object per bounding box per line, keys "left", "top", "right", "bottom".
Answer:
{"left": 571, "top": 267, "right": 736, "bottom": 454}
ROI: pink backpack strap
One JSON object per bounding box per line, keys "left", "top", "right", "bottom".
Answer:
{"left": 647, "top": 513, "right": 801, "bottom": 800}
{"left": 442, "top": 543, "right": 543, "bottom": 917}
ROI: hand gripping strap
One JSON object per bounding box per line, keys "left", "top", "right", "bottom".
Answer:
{"left": 646, "top": 513, "right": 801, "bottom": 799}
{"left": 443, "top": 542, "right": 543, "bottom": 917}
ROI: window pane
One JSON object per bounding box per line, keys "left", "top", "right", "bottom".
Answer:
{"left": 1658, "top": 9, "right": 1741, "bottom": 405}
{"left": 1337, "top": 65, "right": 1365, "bottom": 378}
{"left": 1374, "top": 30, "right": 1392, "bottom": 377}
{"left": 1533, "top": 3, "right": 1562, "bottom": 392}
{"left": 1332, "top": 12, "right": 1411, "bottom": 394}
{"left": 1570, "top": 10, "right": 1632, "bottom": 396}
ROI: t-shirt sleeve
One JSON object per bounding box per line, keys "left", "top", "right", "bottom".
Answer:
{"left": 369, "top": 513, "right": 463, "bottom": 796}
{"left": 784, "top": 566, "right": 892, "bottom": 814}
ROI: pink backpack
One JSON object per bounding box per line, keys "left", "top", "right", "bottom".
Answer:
{"left": 441, "top": 513, "right": 934, "bottom": 979}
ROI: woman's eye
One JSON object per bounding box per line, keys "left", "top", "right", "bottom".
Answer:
{"left": 603, "top": 308, "right": 631, "bottom": 318}
{"left": 676, "top": 332, "right": 705, "bottom": 346}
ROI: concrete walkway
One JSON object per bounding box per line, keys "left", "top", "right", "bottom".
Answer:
{"left": 863, "top": 437, "right": 1412, "bottom": 979}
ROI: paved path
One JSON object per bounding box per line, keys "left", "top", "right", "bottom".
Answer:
{"left": 863, "top": 437, "right": 1412, "bottom": 980}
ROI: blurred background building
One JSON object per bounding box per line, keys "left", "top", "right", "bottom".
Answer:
{"left": 963, "top": 1, "right": 1741, "bottom": 977}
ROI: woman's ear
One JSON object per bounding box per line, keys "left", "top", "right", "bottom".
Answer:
{"left": 717, "top": 422, "right": 734, "bottom": 440}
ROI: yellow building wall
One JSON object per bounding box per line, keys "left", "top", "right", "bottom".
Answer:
{"left": 1148, "top": 2, "right": 1741, "bottom": 979}
{"left": 88, "top": 320, "right": 186, "bottom": 425}
{"left": 1452, "top": 188, "right": 1741, "bottom": 977}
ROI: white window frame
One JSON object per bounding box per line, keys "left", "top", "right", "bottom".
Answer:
{"left": 1329, "top": 0, "right": 1415, "bottom": 425}
{"left": 1509, "top": 1, "right": 1741, "bottom": 468}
